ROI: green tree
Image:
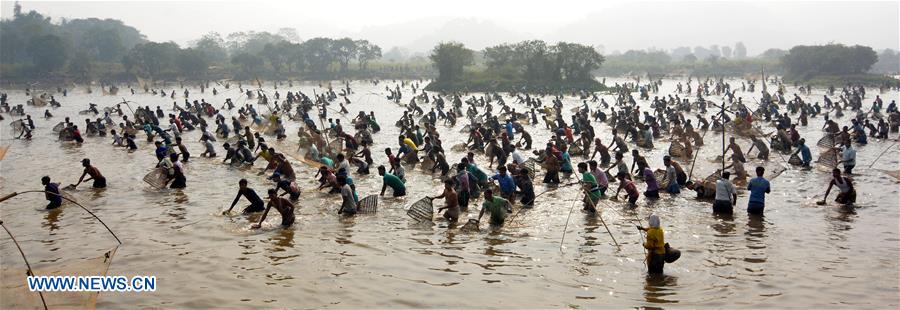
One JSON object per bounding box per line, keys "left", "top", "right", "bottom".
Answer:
{"left": 298, "top": 37, "right": 335, "bottom": 74}
{"left": 122, "top": 42, "right": 179, "bottom": 77}
{"left": 193, "top": 32, "right": 228, "bottom": 64}
{"left": 782, "top": 44, "right": 877, "bottom": 77}
{"left": 513, "top": 40, "right": 550, "bottom": 81}
{"left": 553, "top": 42, "right": 604, "bottom": 81}
{"left": 261, "top": 41, "right": 287, "bottom": 74}
{"left": 29, "top": 34, "right": 67, "bottom": 75}
{"left": 67, "top": 52, "right": 92, "bottom": 81}
{"left": 59, "top": 18, "right": 145, "bottom": 61}
{"left": 430, "top": 42, "right": 474, "bottom": 82}
{"left": 483, "top": 43, "right": 515, "bottom": 69}
{"left": 333, "top": 38, "right": 358, "bottom": 73}
{"left": 231, "top": 52, "right": 264, "bottom": 78}
{"left": 355, "top": 40, "right": 381, "bottom": 71}
{"left": 177, "top": 48, "right": 208, "bottom": 77}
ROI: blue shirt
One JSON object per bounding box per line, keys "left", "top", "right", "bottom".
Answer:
{"left": 505, "top": 123, "right": 514, "bottom": 139}
{"left": 155, "top": 146, "right": 168, "bottom": 158}
{"left": 560, "top": 152, "right": 573, "bottom": 172}
{"left": 799, "top": 144, "right": 811, "bottom": 162}
{"left": 747, "top": 177, "right": 770, "bottom": 204}
{"left": 492, "top": 173, "right": 516, "bottom": 194}
{"left": 45, "top": 183, "right": 62, "bottom": 204}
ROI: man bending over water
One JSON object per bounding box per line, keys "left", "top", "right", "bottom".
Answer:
{"left": 224, "top": 179, "right": 266, "bottom": 214}
{"left": 72, "top": 158, "right": 106, "bottom": 189}
{"left": 252, "top": 189, "right": 295, "bottom": 229}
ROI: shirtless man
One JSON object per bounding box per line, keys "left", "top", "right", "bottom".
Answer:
{"left": 71, "top": 158, "right": 107, "bottom": 189}
{"left": 429, "top": 180, "right": 460, "bottom": 223}
{"left": 725, "top": 137, "right": 746, "bottom": 163}
{"left": 251, "top": 189, "right": 295, "bottom": 229}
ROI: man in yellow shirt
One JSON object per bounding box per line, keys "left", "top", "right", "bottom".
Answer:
{"left": 638, "top": 214, "right": 666, "bottom": 274}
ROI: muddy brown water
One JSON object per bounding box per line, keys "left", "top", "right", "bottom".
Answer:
{"left": 1, "top": 78, "right": 898, "bottom": 308}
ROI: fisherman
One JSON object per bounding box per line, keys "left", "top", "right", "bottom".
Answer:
{"left": 476, "top": 189, "right": 512, "bottom": 227}
{"left": 378, "top": 165, "right": 406, "bottom": 197}
{"left": 455, "top": 164, "right": 474, "bottom": 211}
{"left": 539, "top": 144, "right": 561, "bottom": 184}
{"left": 578, "top": 162, "right": 602, "bottom": 212}
{"left": 515, "top": 167, "right": 535, "bottom": 207}
{"left": 491, "top": 165, "right": 516, "bottom": 202}
{"left": 272, "top": 173, "right": 301, "bottom": 201}
{"left": 429, "top": 180, "right": 460, "bottom": 222}
{"left": 72, "top": 158, "right": 107, "bottom": 189}
{"left": 724, "top": 137, "right": 746, "bottom": 163}
{"left": 746, "top": 167, "right": 771, "bottom": 215}
{"left": 713, "top": 171, "right": 737, "bottom": 214}
{"left": 337, "top": 175, "right": 357, "bottom": 216}
{"left": 174, "top": 137, "right": 190, "bottom": 162}
{"left": 42, "top": 176, "right": 63, "bottom": 209}
{"left": 636, "top": 214, "right": 666, "bottom": 274}
{"left": 641, "top": 165, "right": 660, "bottom": 199}
{"left": 663, "top": 156, "right": 679, "bottom": 194}
{"left": 613, "top": 173, "right": 640, "bottom": 206}
{"left": 224, "top": 179, "right": 266, "bottom": 214}
{"left": 791, "top": 138, "right": 812, "bottom": 168}
{"left": 841, "top": 144, "right": 856, "bottom": 175}
{"left": 166, "top": 153, "right": 186, "bottom": 189}
{"left": 588, "top": 160, "right": 609, "bottom": 196}
{"left": 749, "top": 135, "right": 769, "bottom": 160}
{"left": 591, "top": 138, "right": 611, "bottom": 166}
{"left": 251, "top": 189, "right": 295, "bottom": 229}
{"left": 631, "top": 149, "right": 649, "bottom": 177}
{"left": 200, "top": 136, "right": 217, "bottom": 157}
{"left": 821, "top": 168, "right": 856, "bottom": 205}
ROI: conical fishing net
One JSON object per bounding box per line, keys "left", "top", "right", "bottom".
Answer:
{"left": 406, "top": 198, "right": 433, "bottom": 222}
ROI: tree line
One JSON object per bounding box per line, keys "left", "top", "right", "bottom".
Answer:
{"left": 0, "top": 3, "right": 423, "bottom": 82}
{"left": 427, "top": 40, "right": 605, "bottom": 92}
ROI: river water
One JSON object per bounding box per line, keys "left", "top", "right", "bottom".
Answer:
{"left": 1, "top": 78, "right": 898, "bottom": 308}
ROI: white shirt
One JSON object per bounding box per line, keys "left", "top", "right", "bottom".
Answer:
{"left": 511, "top": 151, "right": 525, "bottom": 165}
{"left": 666, "top": 165, "right": 677, "bottom": 187}
{"left": 842, "top": 147, "right": 856, "bottom": 166}
{"left": 715, "top": 179, "right": 736, "bottom": 202}
{"left": 338, "top": 160, "right": 351, "bottom": 173}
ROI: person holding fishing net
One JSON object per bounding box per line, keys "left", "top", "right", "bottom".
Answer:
{"left": 427, "top": 180, "right": 459, "bottom": 223}
{"left": 224, "top": 179, "right": 266, "bottom": 214}
{"left": 475, "top": 189, "right": 512, "bottom": 227}
{"left": 791, "top": 138, "right": 813, "bottom": 168}
{"left": 578, "top": 162, "right": 603, "bottom": 213}
{"left": 41, "top": 176, "right": 63, "bottom": 210}
{"left": 252, "top": 189, "right": 295, "bottom": 229}
{"left": 490, "top": 165, "right": 517, "bottom": 203}
{"left": 378, "top": 165, "right": 406, "bottom": 197}
{"left": 636, "top": 214, "right": 666, "bottom": 274}
{"left": 70, "top": 158, "right": 106, "bottom": 189}
{"left": 818, "top": 168, "right": 856, "bottom": 206}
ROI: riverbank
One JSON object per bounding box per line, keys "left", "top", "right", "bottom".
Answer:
{"left": 425, "top": 70, "right": 606, "bottom": 93}
{"left": 784, "top": 74, "right": 900, "bottom": 87}
{"left": 0, "top": 61, "right": 436, "bottom": 88}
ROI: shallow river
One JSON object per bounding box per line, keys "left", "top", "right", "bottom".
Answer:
{"left": 1, "top": 78, "right": 898, "bottom": 308}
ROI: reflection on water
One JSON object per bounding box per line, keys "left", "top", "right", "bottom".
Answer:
{"left": 43, "top": 208, "right": 62, "bottom": 232}
{"left": 643, "top": 274, "right": 679, "bottom": 304}
{"left": 711, "top": 212, "right": 736, "bottom": 235}
{"left": 1, "top": 78, "right": 898, "bottom": 308}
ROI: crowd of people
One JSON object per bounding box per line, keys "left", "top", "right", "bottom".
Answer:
{"left": 5, "top": 76, "right": 897, "bottom": 275}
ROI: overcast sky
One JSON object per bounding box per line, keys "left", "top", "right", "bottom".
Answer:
{"left": 2, "top": 0, "right": 898, "bottom": 55}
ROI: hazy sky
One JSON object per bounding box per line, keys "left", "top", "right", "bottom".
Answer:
{"left": 2, "top": 0, "right": 898, "bottom": 55}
